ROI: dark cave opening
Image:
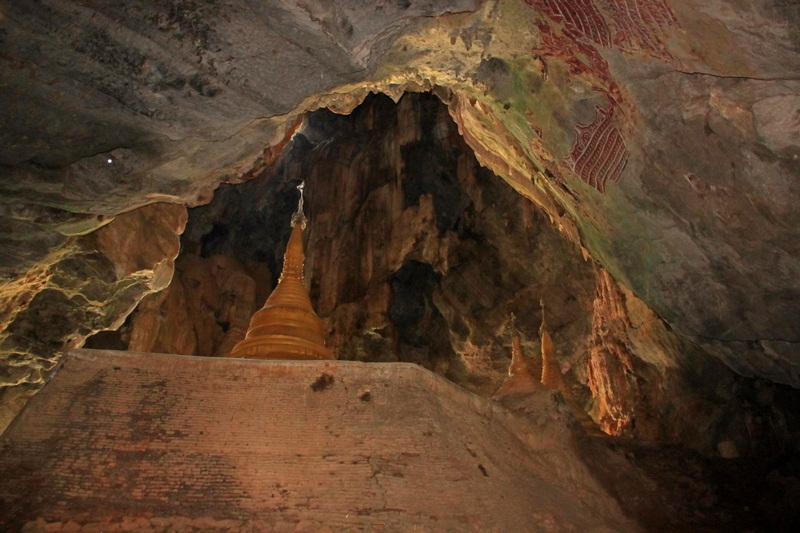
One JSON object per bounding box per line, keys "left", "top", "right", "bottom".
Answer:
{"left": 389, "top": 260, "right": 458, "bottom": 375}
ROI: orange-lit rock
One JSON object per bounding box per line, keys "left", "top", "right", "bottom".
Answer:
{"left": 495, "top": 315, "right": 545, "bottom": 397}
{"left": 208, "top": 255, "right": 257, "bottom": 357}
{"left": 587, "top": 267, "right": 647, "bottom": 438}
{"left": 125, "top": 252, "right": 270, "bottom": 359}
{"left": 152, "top": 278, "right": 198, "bottom": 355}
{"left": 127, "top": 289, "right": 169, "bottom": 354}
{"left": 539, "top": 301, "right": 604, "bottom": 436}
{"left": 178, "top": 254, "right": 220, "bottom": 357}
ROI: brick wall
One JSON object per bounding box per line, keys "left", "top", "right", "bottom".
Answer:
{"left": 0, "top": 350, "right": 633, "bottom": 532}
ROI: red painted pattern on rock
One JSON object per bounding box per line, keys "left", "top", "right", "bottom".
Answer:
{"left": 600, "top": 0, "right": 678, "bottom": 60}
{"left": 533, "top": 20, "right": 622, "bottom": 104}
{"left": 567, "top": 105, "right": 628, "bottom": 193}
{"left": 526, "top": 0, "right": 612, "bottom": 47}
{"left": 527, "top": 0, "right": 678, "bottom": 61}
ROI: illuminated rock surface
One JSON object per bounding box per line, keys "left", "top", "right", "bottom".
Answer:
{"left": 172, "top": 93, "right": 799, "bottom": 458}
{"left": 0, "top": 203, "right": 187, "bottom": 432}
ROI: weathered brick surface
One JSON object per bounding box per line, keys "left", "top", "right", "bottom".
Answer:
{"left": 0, "top": 350, "right": 634, "bottom": 532}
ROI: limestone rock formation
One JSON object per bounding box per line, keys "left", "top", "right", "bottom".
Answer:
{"left": 184, "top": 93, "right": 598, "bottom": 398}
{"left": 494, "top": 314, "right": 546, "bottom": 397}
{"left": 209, "top": 254, "right": 259, "bottom": 357}
{"left": 125, "top": 252, "right": 271, "bottom": 359}
{"left": 587, "top": 265, "right": 800, "bottom": 456}
{"left": 0, "top": 203, "right": 186, "bottom": 432}
{"left": 176, "top": 92, "right": 800, "bottom": 457}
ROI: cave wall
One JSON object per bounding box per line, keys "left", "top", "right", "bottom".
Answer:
{"left": 123, "top": 252, "right": 272, "bottom": 358}
{"left": 1, "top": 0, "right": 800, "bottom": 444}
{"left": 444, "top": 1, "right": 800, "bottom": 387}
{"left": 0, "top": 203, "right": 186, "bottom": 431}
{"left": 302, "top": 93, "right": 597, "bottom": 395}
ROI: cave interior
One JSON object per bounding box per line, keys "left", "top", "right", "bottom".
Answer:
{"left": 2, "top": 0, "right": 800, "bottom": 531}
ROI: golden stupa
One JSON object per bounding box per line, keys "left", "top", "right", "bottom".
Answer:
{"left": 226, "top": 182, "right": 333, "bottom": 360}
{"left": 539, "top": 300, "right": 604, "bottom": 436}
{"left": 495, "top": 313, "right": 545, "bottom": 397}
{"left": 509, "top": 314, "right": 528, "bottom": 378}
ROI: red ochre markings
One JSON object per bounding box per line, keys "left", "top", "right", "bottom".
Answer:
{"left": 567, "top": 105, "right": 629, "bottom": 194}
{"left": 527, "top": 0, "right": 612, "bottom": 47}
{"left": 601, "top": 0, "right": 678, "bottom": 60}
{"left": 534, "top": 20, "right": 615, "bottom": 85}
{"left": 527, "top": 0, "right": 678, "bottom": 60}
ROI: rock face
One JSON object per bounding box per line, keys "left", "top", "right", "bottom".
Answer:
{"left": 125, "top": 252, "right": 271, "bottom": 358}
{"left": 0, "top": 0, "right": 480, "bottom": 229}
{"left": 0, "top": 203, "right": 186, "bottom": 432}
{"left": 184, "top": 93, "right": 598, "bottom": 399}
{"left": 587, "top": 266, "right": 800, "bottom": 456}
{"left": 1, "top": 0, "right": 800, "bottom": 456}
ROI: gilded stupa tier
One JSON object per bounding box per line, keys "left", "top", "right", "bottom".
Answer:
{"left": 226, "top": 183, "right": 333, "bottom": 361}
{"left": 495, "top": 313, "right": 545, "bottom": 397}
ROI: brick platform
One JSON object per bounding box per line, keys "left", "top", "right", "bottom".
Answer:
{"left": 0, "top": 350, "right": 634, "bottom": 532}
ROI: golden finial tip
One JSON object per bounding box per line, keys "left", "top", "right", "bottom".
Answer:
{"left": 291, "top": 180, "right": 308, "bottom": 229}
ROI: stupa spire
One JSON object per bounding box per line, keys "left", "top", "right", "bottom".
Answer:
{"left": 291, "top": 181, "right": 308, "bottom": 229}
{"left": 226, "top": 181, "right": 333, "bottom": 360}
{"left": 495, "top": 313, "right": 544, "bottom": 397}
{"left": 538, "top": 300, "right": 604, "bottom": 435}
{"left": 508, "top": 313, "right": 528, "bottom": 377}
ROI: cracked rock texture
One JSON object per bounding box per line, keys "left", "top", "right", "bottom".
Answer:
{"left": 1, "top": 0, "right": 800, "bottom": 440}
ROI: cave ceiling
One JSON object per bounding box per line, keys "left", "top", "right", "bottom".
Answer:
{"left": 1, "top": 0, "right": 800, "bottom": 431}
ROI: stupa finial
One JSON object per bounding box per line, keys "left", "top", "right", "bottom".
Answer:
{"left": 539, "top": 299, "right": 547, "bottom": 334}
{"left": 291, "top": 181, "right": 308, "bottom": 229}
